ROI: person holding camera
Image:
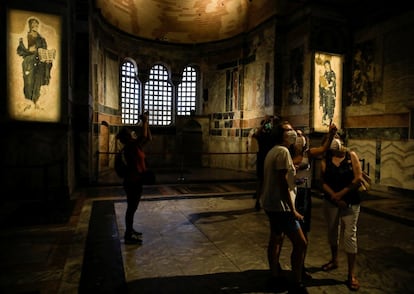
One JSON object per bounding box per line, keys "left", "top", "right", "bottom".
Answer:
{"left": 116, "top": 112, "right": 152, "bottom": 244}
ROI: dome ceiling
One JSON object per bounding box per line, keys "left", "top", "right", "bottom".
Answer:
{"left": 93, "top": 1, "right": 398, "bottom": 44}
{"left": 94, "top": 0, "right": 285, "bottom": 44}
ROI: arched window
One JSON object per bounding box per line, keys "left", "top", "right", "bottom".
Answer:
{"left": 120, "top": 61, "right": 199, "bottom": 126}
{"left": 120, "top": 60, "right": 141, "bottom": 124}
{"left": 177, "top": 66, "right": 197, "bottom": 116}
{"left": 144, "top": 64, "right": 172, "bottom": 126}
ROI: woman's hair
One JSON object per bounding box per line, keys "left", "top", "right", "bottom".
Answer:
{"left": 116, "top": 127, "right": 132, "bottom": 145}
{"left": 271, "top": 120, "right": 290, "bottom": 145}
{"left": 117, "top": 126, "right": 148, "bottom": 146}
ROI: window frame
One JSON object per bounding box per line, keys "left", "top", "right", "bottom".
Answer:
{"left": 119, "top": 60, "right": 200, "bottom": 126}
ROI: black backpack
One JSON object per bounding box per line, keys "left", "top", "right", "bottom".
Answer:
{"left": 114, "top": 148, "right": 127, "bottom": 178}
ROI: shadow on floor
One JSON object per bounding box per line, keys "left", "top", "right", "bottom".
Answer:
{"left": 187, "top": 207, "right": 257, "bottom": 224}
{"left": 126, "top": 269, "right": 343, "bottom": 293}
{"left": 127, "top": 269, "right": 283, "bottom": 294}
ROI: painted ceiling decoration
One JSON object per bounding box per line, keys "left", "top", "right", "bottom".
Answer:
{"left": 93, "top": 0, "right": 389, "bottom": 44}
{"left": 94, "top": 0, "right": 285, "bottom": 44}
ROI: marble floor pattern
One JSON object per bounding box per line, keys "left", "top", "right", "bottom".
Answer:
{"left": 1, "top": 180, "right": 414, "bottom": 294}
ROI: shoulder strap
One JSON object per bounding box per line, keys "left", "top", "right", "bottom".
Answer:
{"left": 347, "top": 152, "right": 359, "bottom": 178}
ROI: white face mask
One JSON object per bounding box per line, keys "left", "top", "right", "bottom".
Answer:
{"left": 330, "top": 138, "right": 342, "bottom": 151}
{"left": 286, "top": 130, "right": 297, "bottom": 145}
{"left": 130, "top": 131, "right": 138, "bottom": 140}
{"left": 295, "top": 136, "right": 306, "bottom": 148}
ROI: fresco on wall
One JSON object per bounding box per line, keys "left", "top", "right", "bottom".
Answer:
{"left": 350, "top": 41, "right": 375, "bottom": 105}
{"left": 288, "top": 46, "right": 304, "bottom": 105}
{"left": 313, "top": 52, "right": 342, "bottom": 132}
{"left": 104, "top": 52, "right": 119, "bottom": 109}
{"left": 7, "top": 9, "right": 61, "bottom": 122}
{"left": 226, "top": 69, "right": 237, "bottom": 112}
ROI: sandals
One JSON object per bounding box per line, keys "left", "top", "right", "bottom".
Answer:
{"left": 346, "top": 276, "right": 360, "bottom": 291}
{"left": 321, "top": 261, "right": 338, "bottom": 271}
{"left": 321, "top": 260, "right": 359, "bottom": 290}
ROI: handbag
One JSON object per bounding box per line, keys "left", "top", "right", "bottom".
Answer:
{"left": 359, "top": 171, "right": 372, "bottom": 192}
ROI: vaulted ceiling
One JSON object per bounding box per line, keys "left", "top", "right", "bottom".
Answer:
{"left": 94, "top": 0, "right": 297, "bottom": 44}
{"left": 93, "top": 0, "right": 404, "bottom": 44}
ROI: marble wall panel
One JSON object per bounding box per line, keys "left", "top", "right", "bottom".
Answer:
{"left": 348, "top": 139, "right": 376, "bottom": 177}
{"left": 349, "top": 139, "right": 414, "bottom": 190}
{"left": 380, "top": 141, "right": 414, "bottom": 190}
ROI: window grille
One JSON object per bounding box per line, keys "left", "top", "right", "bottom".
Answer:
{"left": 120, "top": 62, "right": 199, "bottom": 126}
{"left": 144, "top": 64, "right": 173, "bottom": 126}
{"left": 177, "top": 66, "right": 197, "bottom": 116}
{"left": 120, "top": 61, "right": 141, "bottom": 124}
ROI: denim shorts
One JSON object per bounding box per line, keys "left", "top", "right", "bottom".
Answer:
{"left": 265, "top": 210, "right": 300, "bottom": 234}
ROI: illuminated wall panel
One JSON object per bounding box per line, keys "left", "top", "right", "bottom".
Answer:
{"left": 7, "top": 9, "right": 61, "bottom": 122}
{"left": 313, "top": 52, "right": 342, "bottom": 132}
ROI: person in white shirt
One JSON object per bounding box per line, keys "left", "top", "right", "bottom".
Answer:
{"left": 261, "top": 120, "right": 307, "bottom": 293}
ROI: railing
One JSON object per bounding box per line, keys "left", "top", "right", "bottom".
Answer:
{"left": 95, "top": 150, "right": 258, "bottom": 184}
{"left": 95, "top": 151, "right": 371, "bottom": 186}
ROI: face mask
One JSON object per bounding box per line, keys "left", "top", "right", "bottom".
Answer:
{"left": 302, "top": 136, "right": 306, "bottom": 148}
{"left": 130, "top": 131, "right": 138, "bottom": 140}
{"left": 330, "top": 138, "right": 342, "bottom": 151}
{"left": 295, "top": 136, "right": 306, "bottom": 148}
{"left": 286, "top": 130, "right": 297, "bottom": 145}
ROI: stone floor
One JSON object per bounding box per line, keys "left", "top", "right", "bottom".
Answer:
{"left": 0, "top": 168, "right": 413, "bottom": 294}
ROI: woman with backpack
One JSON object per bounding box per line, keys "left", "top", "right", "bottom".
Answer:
{"left": 116, "top": 112, "right": 152, "bottom": 244}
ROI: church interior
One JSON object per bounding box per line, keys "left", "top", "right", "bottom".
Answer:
{"left": 1, "top": 0, "right": 414, "bottom": 293}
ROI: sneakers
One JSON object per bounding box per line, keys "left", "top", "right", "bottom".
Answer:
{"left": 124, "top": 231, "right": 143, "bottom": 245}
{"left": 132, "top": 229, "right": 143, "bottom": 236}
